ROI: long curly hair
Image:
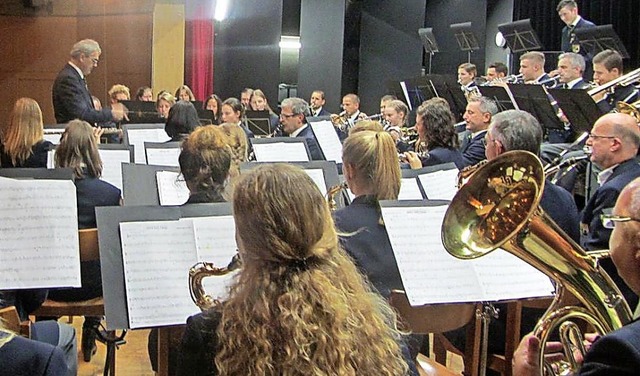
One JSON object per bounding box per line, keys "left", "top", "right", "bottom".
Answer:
{"left": 215, "top": 164, "right": 409, "bottom": 375}
{"left": 416, "top": 97, "right": 459, "bottom": 150}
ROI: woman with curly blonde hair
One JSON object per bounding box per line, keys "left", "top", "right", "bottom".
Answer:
{"left": 219, "top": 122, "right": 248, "bottom": 175}
{"left": 178, "top": 164, "right": 415, "bottom": 376}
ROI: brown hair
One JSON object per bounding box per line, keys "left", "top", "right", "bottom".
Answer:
{"left": 219, "top": 122, "right": 248, "bottom": 175}
{"left": 55, "top": 120, "right": 102, "bottom": 179}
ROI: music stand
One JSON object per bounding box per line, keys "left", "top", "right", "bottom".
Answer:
{"left": 121, "top": 100, "right": 164, "bottom": 124}
{"left": 507, "top": 84, "right": 564, "bottom": 134}
{"left": 547, "top": 89, "right": 603, "bottom": 134}
{"left": 418, "top": 28, "right": 440, "bottom": 74}
{"left": 477, "top": 86, "right": 517, "bottom": 112}
{"left": 573, "top": 25, "right": 630, "bottom": 59}
{"left": 497, "top": 19, "right": 542, "bottom": 53}
{"left": 429, "top": 74, "right": 468, "bottom": 122}
{"left": 450, "top": 22, "right": 480, "bottom": 63}
{"left": 245, "top": 110, "right": 272, "bottom": 136}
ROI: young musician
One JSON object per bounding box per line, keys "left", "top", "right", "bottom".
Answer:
{"left": 203, "top": 94, "right": 223, "bottom": 125}
{"left": 156, "top": 92, "right": 176, "bottom": 119}
{"left": 178, "top": 164, "right": 416, "bottom": 375}
{"left": 175, "top": 85, "right": 196, "bottom": 102}
{"left": 164, "top": 100, "right": 201, "bottom": 142}
{"left": 592, "top": 49, "right": 639, "bottom": 113}
{"left": 219, "top": 122, "right": 249, "bottom": 176}
{"left": 383, "top": 99, "right": 410, "bottom": 153}
{"left": 0, "top": 98, "right": 52, "bottom": 168}
{"left": 220, "top": 97, "right": 255, "bottom": 139}
{"left": 249, "top": 88, "right": 280, "bottom": 129}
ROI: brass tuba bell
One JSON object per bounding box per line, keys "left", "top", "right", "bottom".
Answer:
{"left": 441, "top": 150, "right": 632, "bottom": 375}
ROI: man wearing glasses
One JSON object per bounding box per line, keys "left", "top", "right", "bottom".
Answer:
{"left": 278, "top": 97, "right": 324, "bottom": 161}
{"left": 582, "top": 112, "right": 640, "bottom": 308}
{"left": 52, "top": 39, "right": 127, "bottom": 125}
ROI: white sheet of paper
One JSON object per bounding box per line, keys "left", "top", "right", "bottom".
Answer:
{"left": 119, "top": 220, "right": 200, "bottom": 328}
{"left": 146, "top": 147, "right": 181, "bottom": 167}
{"left": 252, "top": 141, "right": 310, "bottom": 162}
{"left": 126, "top": 128, "right": 171, "bottom": 164}
{"left": 190, "top": 216, "right": 238, "bottom": 303}
{"left": 303, "top": 168, "right": 328, "bottom": 197}
{"left": 418, "top": 169, "right": 458, "bottom": 200}
{"left": 400, "top": 81, "right": 412, "bottom": 111}
{"left": 43, "top": 133, "right": 62, "bottom": 145}
{"left": 398, "top": 178, "right": 424, "bottom": 200}
{"left": 46, "top": 149, "right": 56, "bottom": 169}
{"left": 310, "top": 120, "right": 343, "bottom": 163}
{"left": 99, "top": 149, "right": 131, "bottom": 192}
{"left": 0, "top": 177, "right": 80, "bottom": 289}
{"left": 156, "top": 171, "right": 190, "bottom": 206}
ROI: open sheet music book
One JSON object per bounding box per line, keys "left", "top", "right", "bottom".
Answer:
{"left": 309, "top": 120, "right": 343, "bottom": 163}
{"left": 252, "top": 140, "right": 310, "bottom": 162}
{"left": 156, "top": 170, "right": 190, "bottom": 206}
{"left": 399, "top": 164, "right": 458, "bottom": 201}
{"left": 380, "top": 202, "right": 554, "bottom": 306}
{"left": 125, "top": 128, "right": 171, "bottom": 164}
{"left": 0, "top": 177, "right": 81, "bottom": 289}
{"left": 398, "top": 178, "right": 424, "bottom": 200}
{"left": 146, "top": 146, "right": 181, "bottom": 167}
{"left": 47, "top": 148, "right": 131, "bottom": 192}
{"left": 119, "top": 215, "right": 238, "bottom": 328}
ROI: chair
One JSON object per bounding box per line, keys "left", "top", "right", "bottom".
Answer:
{"left": 389, "top": 290, "right": 482, "bottom": 376}
{"left": 0, "top": 306, "right": 30, "bottom": 337}
{"left": 32, "top": 228, "right": 126, "bottom": 376}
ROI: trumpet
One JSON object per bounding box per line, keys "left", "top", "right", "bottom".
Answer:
{"left": 538, "top": 75, "right": 561, "bottom": 87}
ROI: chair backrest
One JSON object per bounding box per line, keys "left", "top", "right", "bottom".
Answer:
{"left": 0, "top": 306, "right": 21, "bottom": 333}
{"left": 388, "top": 289, "right": 477, "bottom": 334}
{"left": 79, "top": 228, "right": 100, "bottom": 262}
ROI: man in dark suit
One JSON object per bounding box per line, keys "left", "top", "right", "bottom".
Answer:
{"left": 309, "top": 90, "right": 330, "bottom": 117}
{"left": 514, "top": 176, "right": 640, "bottom": 376}
{"left": 520, "top": 51, "right": 556, "bottom": 87}
{"left": 581, "top": 112, "right": 640, "bottom": 308}
{"left": 279, "top": 97, "right": 324, "bottom": 160}
{"left": 592, "top": 49, "right": 639, "bottom": 113}
{"left": 557, "top": 0, "right": 596, "bottom": 79}
{"left": 458, "top": 96, "right": 497, "bottom": 167}
{"left": 52, "top": 39, "right": 127, "bottom": 125}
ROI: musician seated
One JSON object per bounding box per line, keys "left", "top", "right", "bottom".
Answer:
{"left": 220, "top": 97, "right": 254, "bottom": 140}
{"left": 558, "top": 52, "right": 590, "bottom": 90}
{"left": 332, "top": 93, "right": 367, "bottom": 139}
{"left": 458, "top": 96, "right": 497, "bottom": 167}
{"left": 0, "top": 321, "right": 69, "bottom": 376}
{"left": 278, "top": 97, "right": 324, "bottom": 160}
{"left": 49, "top": 120, "right": 122, "bottom": 362}
{"left": 379, "top": 94, "right": 397, "bottom": 114}
{"left": 108, "top": 84, "right": 130, "bottom": 105}
{"left": 519, "top": 51, "right": 555, "bottom": 86}
{"left": 204, "top": 94, "right": 222, "bottom": 125}
{"left": 177, "top": 164, "right": 417, "bottom": 375}
{"left": 175, "top": 85, "right": 195, "bottom": 102}
{"left": 0, "top": 98, "right": 53, "bottom": 168}
{"left": 135, "top": 86, "right": 153, "bottom": 102}
{"left": 219, "top": 122, "right": 249, "bottom": 176}
{"left": 486, "top": 62, "right": 508, "bottom": 84}
{"left": 592, "top": 49, "right": 639, "bottom": 113}
{"left": 403, "top": 98, "right": 465, "bottom": 170}
{"left": 249, "top": 89, "right": 280, "bottom": 129}
{"left": 156, "top": 91, "right": 176, "bottom": 119}
{"left": 513, "top": 176, "right": 640, "bottom": 376}
{"left": 309, "top": 90, "right": 330, "bottom": 117}
{"left": 382, "top": 99, "right": 411, "bottom": 153}
{"left": 165, "top": 101, "right": 202, "bottom": 142}
{"left": 458, "top": 63, "right": 478, "bottom": 99}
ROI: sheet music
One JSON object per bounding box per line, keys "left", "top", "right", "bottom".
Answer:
{"left": 0, "top": 177, "right": 80, "bottom": 289}
{"left": 418, "top": 169, "right": 458, "bottom": 200}
{"left": 252, "top": 141, "right": 310, "bottom": 162}
{"left": 309, "top": 120, "right": 343, "bottom": 163}
{"left": 381, "top": 205, "right": 483, "bottom": 305}
{"left": 119, "top": 220, "right": 200, "bottom": 328}
{"left": 398, "top": 178, "right": 424, "bottom": 200}
{"left": 190, "top": 216, "right": 238, "bottom": 303}
{"left": 46, "top": 149, "right": 56, "bottom": 169}
{"left": 400, "top": 81, "right": 412, "bottom": 111}
{"left": 146, "top": 147, "right": 181, "bottom": 167}
{"left": 99, "top": 149, "right": 131, "bottom": 192}
{"left": 126, "top": 129, "right": 171, "bottom": 163}
{"left": 156, "top": 171, "right": 190, "bottom": 206}
{"left": 43, "top": 132, "right": 62, "bottom": 145}
{"left": 304, "top": 168, "right": 328, "bottom": 197}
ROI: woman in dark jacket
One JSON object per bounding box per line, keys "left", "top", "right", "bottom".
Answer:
{"left": 0, "top": 98, "right": 53, "bottom": 168}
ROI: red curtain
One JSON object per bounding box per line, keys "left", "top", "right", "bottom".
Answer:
{"left": 185, "top": 1, "right": 214, "bottom": 101}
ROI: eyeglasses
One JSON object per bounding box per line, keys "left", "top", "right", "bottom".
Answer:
{"left": 601, "top": 214, "right": 640, "bottom": 229}
{"left": 279, "top": 113, "right": 297, "bottom": 119}
{"left": 588, "top": 133, "right": 616, "bottom": 140}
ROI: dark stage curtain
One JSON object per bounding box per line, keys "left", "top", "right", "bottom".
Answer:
{"left": 185, "top": 1, "right": 215, "bottom": 101}
{"left": 514, "top": 0, "right": 640, "bottom": 72}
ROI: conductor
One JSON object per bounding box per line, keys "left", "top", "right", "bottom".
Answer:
{"left": 52, "top": 39, "right": 127, "bottom": 125}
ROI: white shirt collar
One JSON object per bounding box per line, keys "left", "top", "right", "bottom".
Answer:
{"left": 570, "top": 16, "right": 582, "bottom": 28}
{"left": 597, "top": 163, "right": 618, "bottom": 186}
{"left": 68, "top": 61, "right": 84, "bottom": 80}
{"left": 567, "top": 77, "right": 583, "bottom": 89}
{"left": 471, "top": 129, "right": 487, "bottom": 139}
{"left": 289, "top": 123, "right": 308, "bottom": 138}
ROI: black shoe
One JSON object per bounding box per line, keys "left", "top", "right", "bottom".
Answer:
{"left": 82, "top": 324, "right": 98, "bottom": 362}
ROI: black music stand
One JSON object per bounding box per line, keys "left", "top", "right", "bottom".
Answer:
{"left": 121, "top": 100, "right": 164, "bottom": 124}
{"left": 477, "top": 86, "right": 516, "bottom": 112}
{"left": 400, "top": 77, "right": 438, "bottom": 111}
{"left": 418, "top": 28, "right": 439, "bottom": 74}
{"left": 507, "top": 84, "right": 564, "bottom": 134}
{"left": 450, "top": 22, "right": 480, "bottom": 63}
{"left": 547, "top": 89, "right": 603, "bottom": 134}
{"left": 497, "top": 19, "right": 542, "bottom": 53}
{"left": 428, "top": 74, "right": 468, "bottom": 122}
{"left": 573, "top": 25, "right": 630, "bottom": 59}
{"left": 245, "top": 110, "right": 272, "bottom": 136}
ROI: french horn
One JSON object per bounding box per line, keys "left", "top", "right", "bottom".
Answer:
{"left": 441, "top": 150, "right": 632, "bottom": 375}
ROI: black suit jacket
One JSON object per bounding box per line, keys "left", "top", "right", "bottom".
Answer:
{"left": 52, "top": 63, "right": 113, "bottom": 124}
{"left": 314, "top": 107, "right": 330, "bottom": 117}
{"left": 459, "top": 130, "right": 487, "bottom": 167}
{"left": 561, "top": 18, "right": 596, "bottom": 53}
{"left": 579, "top": 319, "right": 640, "bottom": 375}
{"left": 297, "top": 124, "right": 324, "bottom": 160}
{"left": 569, "top": 79, "right": 591, "bottom": 90}
{"left": 597, "top": 85, "right": 639, "bottom": 114}
{"left": 421, "top": 147, "right": 465, "bottom": 170}
{"left": 0, "top": 332, "right": 67, "bottom": 376}
{"left": 541, "top": 181, "right": 581, "bottom": 243}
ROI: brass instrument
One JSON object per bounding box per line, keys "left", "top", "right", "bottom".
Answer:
{"left": 44, "top": 127, "right": 122, "bottom": 136}
{"left": 616, "top": 100, "right": 640, "bottom": 123}
{"left": 544, "top": 154, "right": 589, "bottom": 178}
{"left": 330, "top": 111, "right": 367, "bottom": 133}
{"left": 189, "top": 254, "right": 241, "bottom": 310}
{"left": 326, "top": 182, "right": 348, "bottom": 211}
{"left": 441, "top": 150, "right": 632, "bottom": 375}
{"left": 588, "top": 67, "right": 640, "bottom": 97}
{"left": 456, "top": 159, "right": 487, "bottom": 188}
{"left": 538, "top": 75, "right": 561, "bottom": 88}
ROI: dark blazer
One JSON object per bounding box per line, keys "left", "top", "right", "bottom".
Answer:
{"left": 534, "top": 73, "right": 557, "bottom": 88}
{"left": 421, "top": 147, "right": 465, "bottom": 170}
{"left": 579, "top": 319, "right": 640, "bottom": 375}
{"left": 597, "top": 85, "right": 639, "bottom": 114}
{"left": 459, "top": 130, "right": 487, "bottom": 168}
{"left": 561, "top": 17, "right": 596, "bottom": 53}
{"left": 541, "top": 181, "right": 581, "bottom": 243}
{"left": 581, "top": 158, "right": 640, "bottom": 308}
{"left": 52, "top": 64, "right": 114, "bottom": 124}
{"left": 569, "top": 79, "right": 591, "bottom": 90}
{"left": 297, "top": 124, "right": 324, "bottom": 160}
{"left": 0, "top": 332, "right": 67, "bottom": 376}
{"left": 0, "top": 289, "right": 48, "bottom": 321}
{"left": 313, "top": 107, "right": 330, "bottom": 117}
{"left": 0, "top": 140, "right": 53, "bottom": 168}
{"left": 333, "top": 195, "right": 404, "bottom": 298}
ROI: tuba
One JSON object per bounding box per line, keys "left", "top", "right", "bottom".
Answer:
{"left": 189, "top": 254, "right": 241, "bottom": 310}
{"left": 441, "top": 150, "right": 632, "bottom": 375}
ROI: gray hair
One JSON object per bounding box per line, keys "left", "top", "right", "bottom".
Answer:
{"left": 559, "top": 52, "right": 586, "bottom": 73}
{"left": 281, "top": 97, "right": 310, "bottom": 117}
{"left": 468, "top": 96, "right": 499, "bottom": 116}
{"left": 489, "top": 110, "right": 543, "bottom": 155}
{"left": 70, "top": 39, "right": 101, "bottom": 58}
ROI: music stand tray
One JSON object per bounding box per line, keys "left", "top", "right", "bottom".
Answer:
{"left": 450, "top": 22, "right": 480, "bottom": 52}
{"left": 507, "top": 84, "right": 564, "bottom": 132}
{"left": 418, "top": 27, "right": 440, "bottom": 74}
{"left": 477, "top": 86, "right": 516, "bottom": 112}
{"left": 497, "top": 19, "right": 542, "bottom": 53}
{"left": 430, "top": 74, "right": 468, "bottom": 122}
{"left": 121, "top": 100, "right": 164, "bottom": 124}
{"left": 547, "top": 89, "right": 603, "bottom": 134}
{"left": 245, "top": 110, "right": 272, "bottom": 136}
{"left": 573, "top": 24, "right": 630, "bottom": 59}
